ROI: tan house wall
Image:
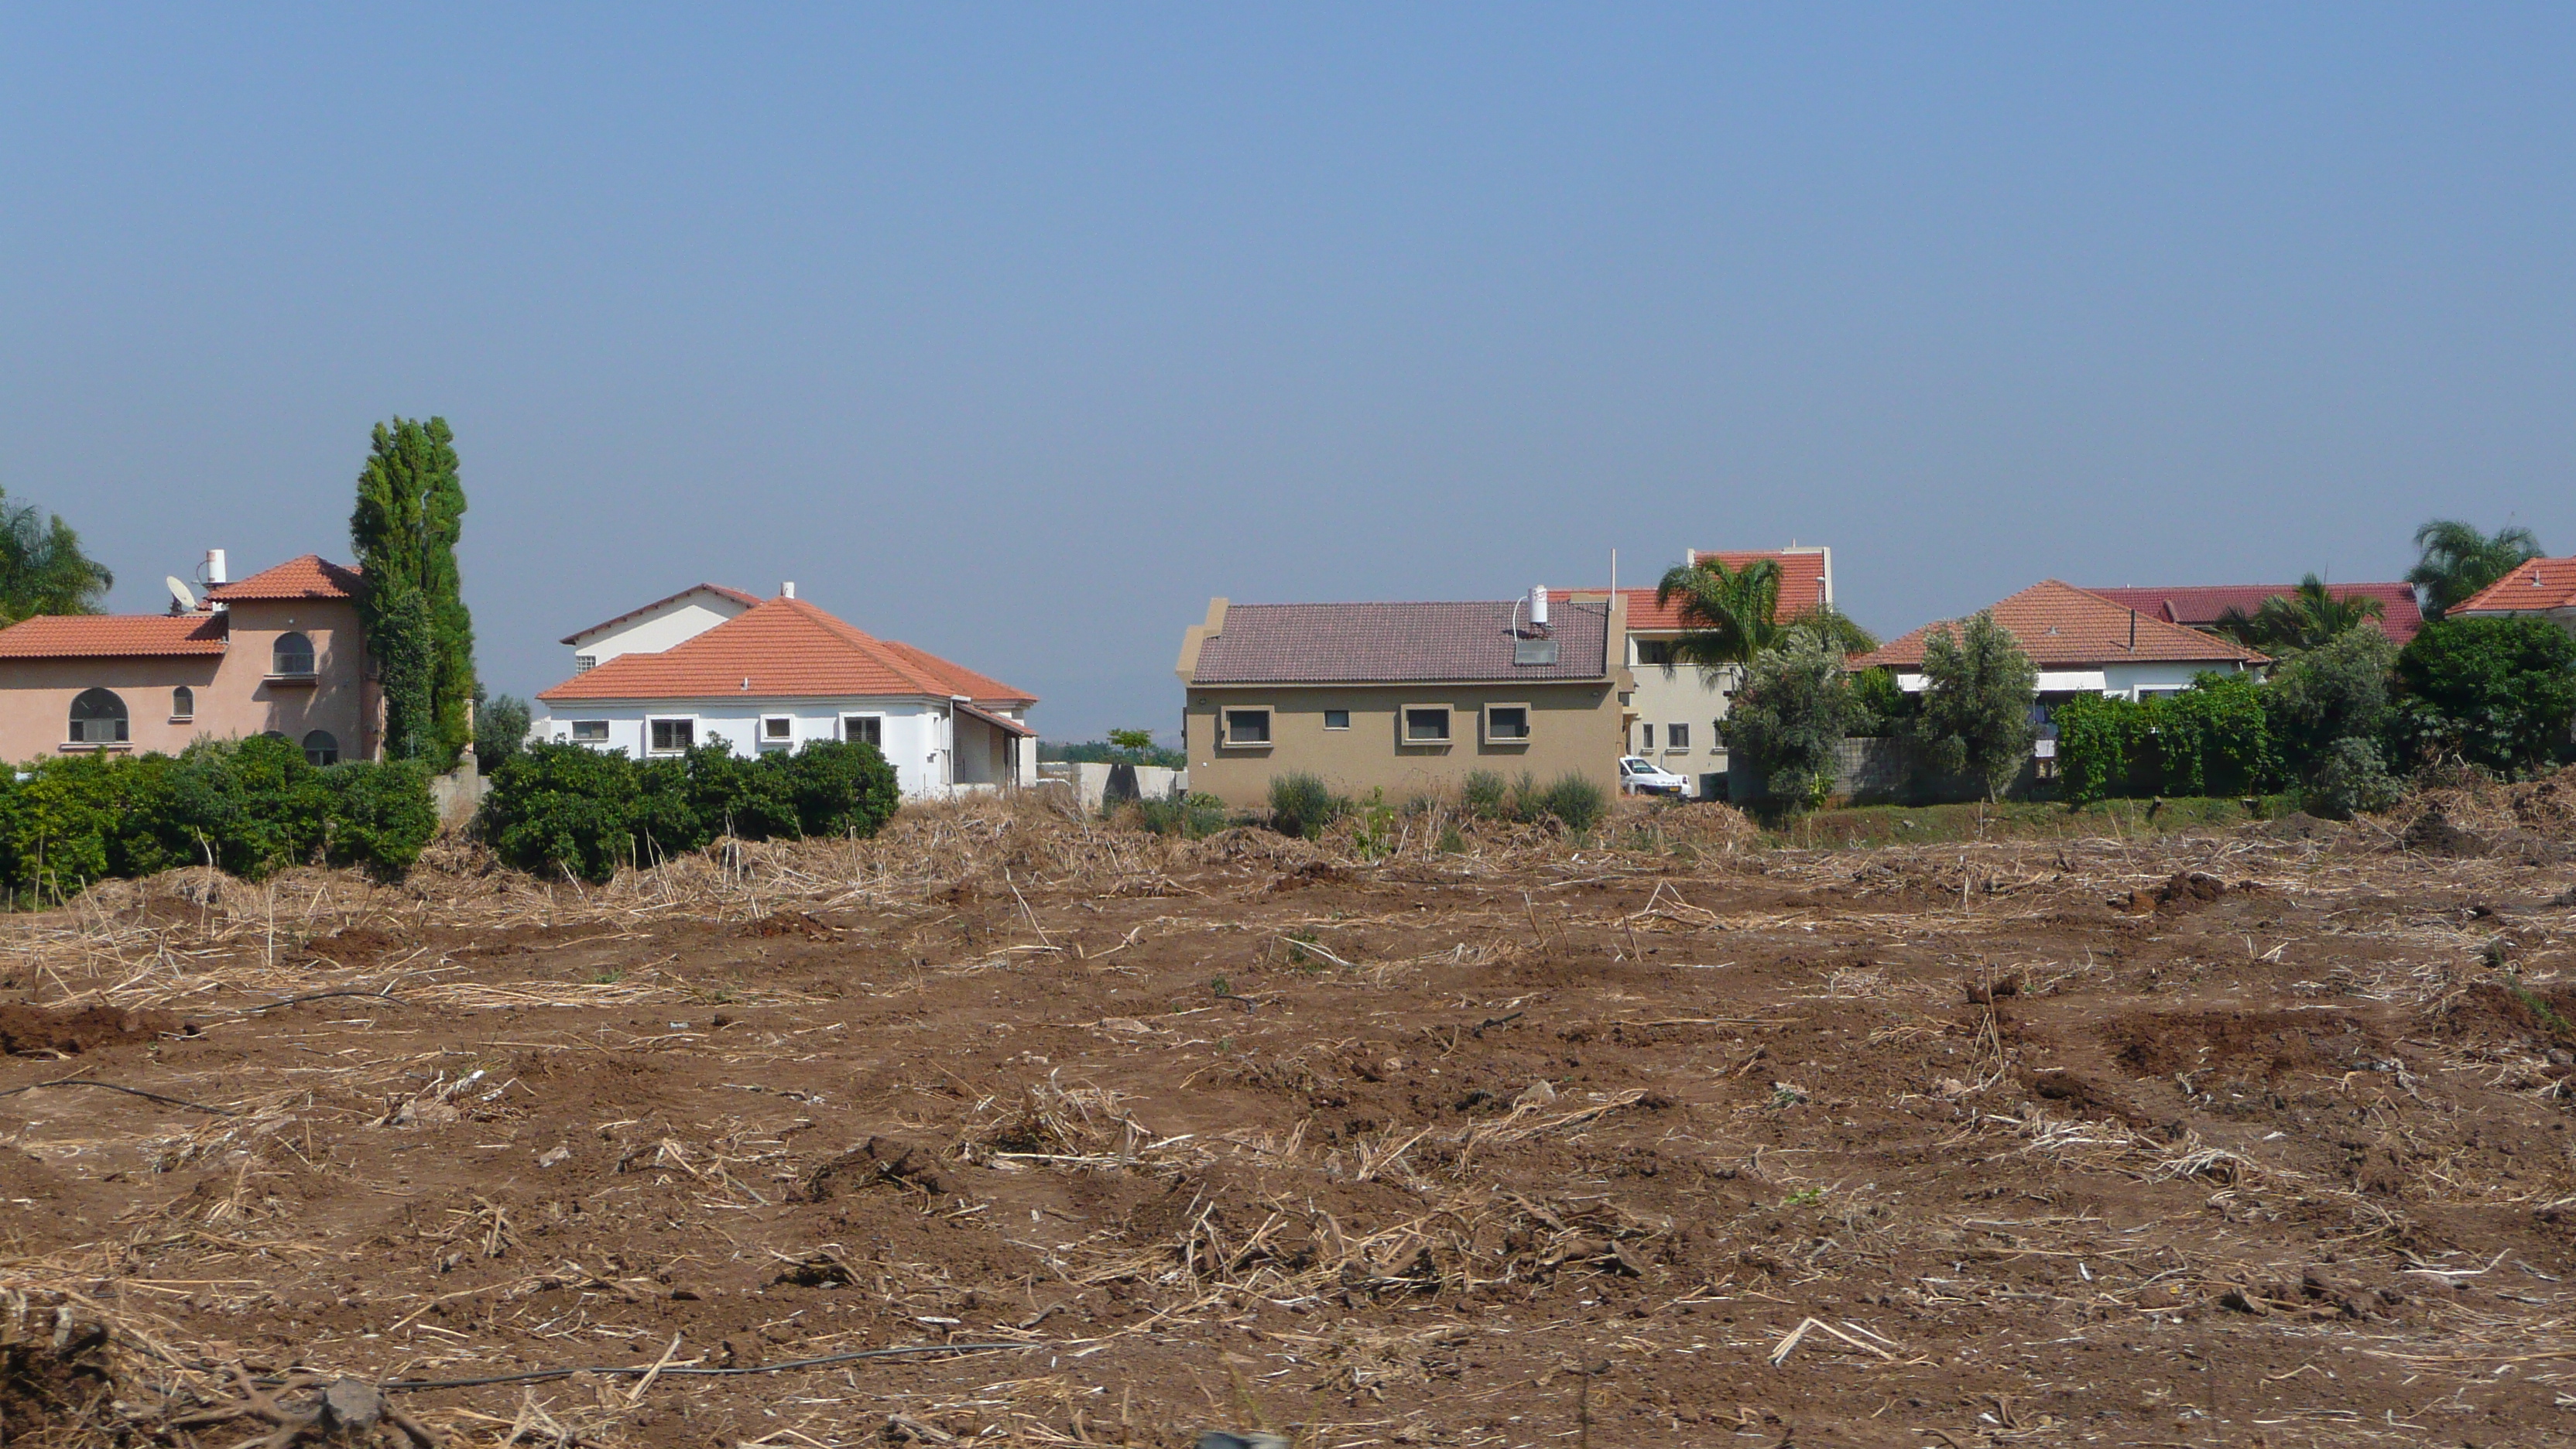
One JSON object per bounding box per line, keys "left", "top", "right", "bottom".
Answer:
{"left": 1183, "top": 683, "right": 1622, "bottom": 810}
{"left": 0, "top": 598, "right": 372, "bottom": 765}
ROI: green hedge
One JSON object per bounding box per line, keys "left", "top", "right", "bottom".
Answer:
{"left": 0, "top": 735, "right": 437, "bottom": 903}
{"left": 481, "top": 738, "right": 900, "bottom": 882}
{"left": 2054, "top": 673, "right": 2277, "bottom": 805}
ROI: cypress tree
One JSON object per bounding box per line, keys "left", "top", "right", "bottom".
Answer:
{"left": 351, "top": 418, "right": 478, "bottom": 768}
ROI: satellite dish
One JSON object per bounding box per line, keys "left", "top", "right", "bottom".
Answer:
{"left": 166, "top": 576, "right": 199, "bottom": 612}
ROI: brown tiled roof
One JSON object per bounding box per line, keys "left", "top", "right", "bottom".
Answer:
{"left": 1852, "top": 581, "right": 2269, "bottom": 672}
{"left": 2453, "top": 558, "right": 2576, "bottom": 617}
{"left": 537, "top": 595, "right": 1036, "bottom": 706}
{"left": 207, "top": 555, "right": 362, "bottom": 601}
{"left": 560, "top": 584, "right": 763, "bottom": 645}
{"left": 2087, "top": 583, "right": 2423, "bottom": 646}
{"left": 1189, "top": 600, "right": 1612, "bottom": 684}
{"left": 0, "top": 612, "right": 228, "bottom": 659}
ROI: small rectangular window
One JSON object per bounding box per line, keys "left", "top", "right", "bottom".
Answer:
{"left": 1667, "top": 722, "right": 1690, "bottom": 750}
{"left": 1402, "top": 707, "right": 1451, "bottom": 744}
{"left": 573, "top": 654, "right": 598, "bottom": 673}
{"left": 1639, "top": 723, "right": 1655, "bottom": 752}
{"left": 1322, "top": 709, "right": 1351, "bottom": 730}
{"left": 762, "top": 716, "right": 793, "bottom": 742}
{"left": 1484, "top": 704, "right": 1530, "bottom": 742}
{"left": 570, "top": 720, "right": 609, "bottom": 742}
{"left": 649, "top": 718, "right": 694, "bottom": 753}
{"left": 842, "top": 716, "right": 882, "bottom": 747}
{"left": 1221, "top": 707, "right": 1272, "bottom": 746}
{"left": 1636, "top": 639, "right": 1673, "bottom": 666}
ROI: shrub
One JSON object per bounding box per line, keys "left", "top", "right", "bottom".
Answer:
{"left": 1267, "top": 772, "right": 1339, "bottom": 839}
{"left": 2306, "top": 738, "right": 2403, "bottom": 819}
{"left": 480, "top": 737, "right": 901, "bottom": 882}
{"left": 2051, "top": 693, "right": 2142, "bottom": 806}
{"left": 1130, "top": 791, "right": 1228, "bottom": 838}
{"left": 1536, "top": 774, "right": 1608, "bottom": 832}
{"left": 321, "top": 759, "right": 440, "bottom": 876}
{"left": 0, "top": 738, "right": 439, "bottom": 902}
{"left": 1459, "top": 770, "right": 1509, "bottom": 820}
{"left": 2148, "top": 673, "right": 2274, "bottom": 796}
{"left": 1848, "top": 667, "right": 1910, "bottom": 738}
{"left": 474, "top": 694, "right": 533, "bottom": 773}
{"left": 2262, "top": 626, "right": 2396, "bottom": 778}
{"left": 779, "top": 740, "right": 902, "bottom": 838}
{"left": 2393, "top": 615, "right": 2576, "bottom": 774}
{"left": 1723, "top": 639, "right": 1859, "bottom": 810}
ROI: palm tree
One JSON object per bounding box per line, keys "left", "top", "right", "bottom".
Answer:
{"left": 2211, "top": 575, "right": 2385, "bottom": 654}
{"left": 2408, "top": 519, "right": 2542, "bottom": 622}
{"left": 1780, "top": 602, "right": 1879, "bottom": 656}
{"left": 0, "top": 490, "right": 112, "bottom": 625}
{"left": 1654, "top": 556, "right": 1782, "bottom": 666}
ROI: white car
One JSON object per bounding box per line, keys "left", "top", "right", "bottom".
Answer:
{"left": 1619, "top": 756, "right": 1689, "bottom": 796}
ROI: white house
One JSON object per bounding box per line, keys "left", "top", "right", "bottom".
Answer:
{"left": 1853, "top": 578, "right": 2269, "bottom": 705}
{"left": 560, "top": 583, "right": 761, "bottom": 674}
{"left": 536, "top": 585, "right": 1036, "bottom": 798}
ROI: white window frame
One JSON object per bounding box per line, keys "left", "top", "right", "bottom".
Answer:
{"left": 1322, "top": 708, "right": 1351, "bottom": 731}
{"left": 1666, "top": 721, "right": 1690, "bottom": 752}
{"left": 570, "top": 720, "right": 610, "bottom": 743}
{"left": 1482, "top": 702, "right": 1532, "bottom": 745}
{"left": 1218, "top": 706, "right": 1273, "bottom": 748}
{"left": 1639, "top": 723, "right": 1655, "bottom": 752}
{"left": 647, "top": 717, "right": 695, "bottom": 755}
{"left": 759, "top": 714, "right": 796, "bottom": 748}
{"left": 170, "top": 685, "right": 194, "bottom": 721}
{"left": 1399, "top": 704, "right": 1452, "bottom": 745}
{"left": 573, "top": 654, "right": 598, "bottom": 673}
{"left": 840, "top": 714, "right": 884, "bottom": 748}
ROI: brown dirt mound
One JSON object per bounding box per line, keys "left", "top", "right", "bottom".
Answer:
{"left": 0, "top": 1002, "right": 180, "bottom": 1056}
{"left": 2101, "top": 1009, "right": 2376, "bottom": 1081}
{"left": 2430, "top": 980, "right": 2576, "bottom": 1049}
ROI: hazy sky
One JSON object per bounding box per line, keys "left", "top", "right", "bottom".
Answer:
{"left": 5, "top": 7, "right": 2571, "bottom": 738}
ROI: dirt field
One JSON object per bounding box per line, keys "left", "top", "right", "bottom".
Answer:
{"left": 7, "top": 791, "right": 2576, "bottom": 1449}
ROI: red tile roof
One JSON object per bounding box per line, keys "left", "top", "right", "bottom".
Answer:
{"left": 2086, "top": 583, "right": 2423, "bottom": 646}
{"left": 0, "top": 612, "right": 228, "bottom": 659}
{"left": 2452, "top": 557, "right": 2576, "bottom": 617}
{"left": 1852, "top": 581, "right": 2269, "bottom": 672}
{"left": 1577, "top": 550, "right": 1832, "bottom": 632}
{"left": 206, "top": 555, "right": 362, "bottom": 601}
{"left": 560, "top": 584, "right": 764, "bottom": 645}
{"left": 537, "top": 595, "right": 1036, "bottom": 706}
{"left": 1187, "top": 600, "right": 1614, "bottom": 684}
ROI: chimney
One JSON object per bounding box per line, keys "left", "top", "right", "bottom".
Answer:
{"left": 781, "top": 581, "right": 796, "bottom": 599}
{"left": 204, "top": 549, "right": 227, "bottom": 586}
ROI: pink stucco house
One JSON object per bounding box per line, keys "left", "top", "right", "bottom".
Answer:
{"left": 0, "top": 554, "right": 377, "bottom": 766}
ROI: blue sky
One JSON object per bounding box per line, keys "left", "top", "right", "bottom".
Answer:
{"left": 4, "top": 6, "right": 2571, "bottom": 738}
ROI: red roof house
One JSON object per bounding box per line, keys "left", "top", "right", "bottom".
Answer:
{"left": 2085, "top": 582, "right": 2423, "bottom": 646}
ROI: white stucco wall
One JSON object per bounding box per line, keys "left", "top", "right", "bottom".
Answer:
{"left": 541, "top": 697, "right": 970, "bottom": 796}
{"left": 568, "top": 594, "right": 754, "bottom": 671}
{"left": 1893, "top": 660, "right": 2254, "bottom": 701}
{"left": 1622, "top": 646, "right": 1737, "bottom": 789}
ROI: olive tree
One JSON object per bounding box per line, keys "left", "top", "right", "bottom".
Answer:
{"left": 1914, "top": 611, "right": 2039, "bottom": 801}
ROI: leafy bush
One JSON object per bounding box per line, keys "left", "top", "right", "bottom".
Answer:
{"left": 1267, "top": 772, "right": 1340, "bottom": 839}
{"left": 2393, "top": 615, "right": 2576, "bottom": 774}
{"left": 481, "top": 738, "right": 902, "bottom": 882}
{"left": 2262, "top": 627, "right": 2396, "bottom": 780}
{"left": 2306, "top": 738, "right": 2403, "bottom": 819}
{"left": 1459, "top": 770, "right": 1509, "bottom": 819}
{"left": 1723, "top": 639, "right": 1859, "bottom": 810}
{"left": 1848, "top": 667, "right": 1910, "bottom": 738}
{"left": 1129, "top": 791, "right": 1228, "bottom": 838}
{"left": 2051, "top": 693, "right": 2140, "bottom": 806}
{"left": 0, "top": 738, "right": 437, "bottom": 903}
{"left": 1536, "top": 774, "right": 1608, "bottom": 832}
{"left": 2147, "top": 673, "right": 2273, "bottom": 796}
{"left": 474, "top": 694, "right": 533, "bottom": 773}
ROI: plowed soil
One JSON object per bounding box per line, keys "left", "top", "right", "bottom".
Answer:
{"left": 6, "top": 803, "right": 2576, "bottom": 1448}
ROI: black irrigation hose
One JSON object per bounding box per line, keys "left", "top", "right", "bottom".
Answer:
{"left": 0, "top": 1077, "right": 235, "bottom": 1115}
{"left": 375, "top": 1342, "right": 1031, "bottom": 1392}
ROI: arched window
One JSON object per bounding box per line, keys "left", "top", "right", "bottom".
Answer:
{"left": 272, "top": 632, "right": 315, "bottom": 676}
{"left": 171, "top": 686, "right": 194, "bottom": 720}
{"left": 68, "top": 688, "right": 128, "bottom": 744}
{"left": 301, "top": 730, "right": 339, "bottom": 767}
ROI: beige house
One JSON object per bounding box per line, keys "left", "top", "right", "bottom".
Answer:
{"left": 1176, "top": 593, "right": 1629, "bottom": 809}
{"left": 1607, "top": 546, "right": 1834, "bottom": 796}
{"left": 0, "top": 554, "right": 375, "bottom": 766}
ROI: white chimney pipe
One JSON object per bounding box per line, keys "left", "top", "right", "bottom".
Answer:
{"left": 205, "top": 549, "right": 227, "bottom": 586}
{"left": 1530, "top": 585, "right": 1549, "bottom": 629}
{"left": 782, "top": 581, "right": 796, "bottom": 598}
